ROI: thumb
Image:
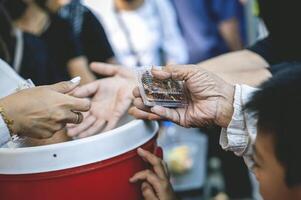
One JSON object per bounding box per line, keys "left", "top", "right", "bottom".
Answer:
{"left": 151, "top": 65, "right": 194, "bottom": 81}
{"left": 90, "top": 62, "right": 120, "bottom": 77}
{"left": 49, "top": 77, "right": 81, "bottom": 94}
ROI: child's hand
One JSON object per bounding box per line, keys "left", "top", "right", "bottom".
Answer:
{"left": 129, "top": 148, "right": 177, "bottom": 200}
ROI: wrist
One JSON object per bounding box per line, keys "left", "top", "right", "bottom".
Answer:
{"left": 215, "top": 83, "right": 235, "bottom": 128}
{"left": 0, "top": 98, "right": 20, "bottom": 135}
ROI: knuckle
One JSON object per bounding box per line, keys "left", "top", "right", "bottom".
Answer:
{"left": 145, "top": 169, "right": 152, "bottom": 175}
{"left": 152, "top": 157, "right": 161, "bottom": 165}
{"left": 39, "top": 131, "right": 53, "bottom": 139}
{"left": 59, "top": 82, "right": 70, "bottom": 92}
{"left": 54, "top": 111, "right": 67, "bottom": 122}
{"left": 53, "top": 124, "right": 64, "bottom": 132}
{"left": 161, "top": 180, "right": 169, "bottom": 189}
{"left": 84, "top": 100, "right": 91, "bottom": 110}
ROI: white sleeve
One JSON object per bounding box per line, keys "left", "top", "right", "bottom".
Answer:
{"left": 219, "top": 84, "right": 259, "bottom": 168}
{"left": 0, "top": 115, "right": 10, "bottom": 147}
{"left": 156, "top": 0, "right": 188, "bottom": 64}
{"left": 0, "top": 59, "right": 26, "bottom": 98}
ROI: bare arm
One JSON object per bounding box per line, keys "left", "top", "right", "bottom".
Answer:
{"left": 197, "top": 50, "right": 272, "bottom": 86}
{"left": 67, "top": 56, "right": 96, "bottom": 85}
{"left": 219, "top": 17, "right": 243, "bottom": 51}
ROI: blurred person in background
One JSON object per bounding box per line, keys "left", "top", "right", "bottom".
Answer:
{"left": 0, "top": 0, "right": 50, "bottom": 85}
{"left": 83, "top": 0, "right": 188, "bottom": 67}
{"left": 3, "top": 0, "right": 96, "bottom": 85}
{"left": 0, "top": 3, "right": 130, "bottom": 144}
{"left": 0, "top": 2, "right": 92, "bottom": 147}
{"left": 170, "top": 0, "right": 248, "bottom": 198}
{"left": 171, "top": 0, "right": 244, "bottom": 64}
{"left": 56, "top": 0, "right": 117, "bottom": 65}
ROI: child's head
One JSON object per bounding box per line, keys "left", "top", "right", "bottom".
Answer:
{"left": 246, "top": 66, "right": 301, "bottom": 200}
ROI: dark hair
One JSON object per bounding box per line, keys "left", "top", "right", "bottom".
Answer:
{"left": 0, "top": 2, "right": 14, "bottom": 62}
{"left": 3, "top": 0, "right": 28, "bottom": 20}
{"left": 246, "top": 65, "right": 301, "bottom": 187}
{"left": 34, "top": 0, "right": 48, "bottom": 11}
{"left": 4, "top": 0, "right": 49, "bottom": 21}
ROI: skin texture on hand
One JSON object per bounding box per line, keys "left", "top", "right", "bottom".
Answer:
{"left": 129, "top": 65, "right": 235, "bottom": 128}
{"left": 0, "top": 80, "right": 91, "bottom": 139}
{"left": 67, "top": 62, "right": 136, "bottom": 138}
{"left": 129, "top": 148, "right": 177, "bottom": 200}
{"left": 22, "top": 128, "right": 71, "bottom": 147}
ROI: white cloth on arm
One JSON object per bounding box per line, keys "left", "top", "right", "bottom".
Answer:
{"left": 0, "top": 59, "right": 26, "bottom": 98}
{"left": 220, "top": 84, "right": 259, "bottom": 168}
{"left": 0, "top": 59, "right": 26, "bottom": 147}
{"left": 0, "top": 116, "right": 10, "bottom": 147}
{"left": 83, "top": 0, "right": 188, "bottom": 67}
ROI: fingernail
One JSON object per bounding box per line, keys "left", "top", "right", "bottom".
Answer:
{"left": 137, "top": 148, "right": 146, "bottom": 156}
{"left": 70, "top": 76, "right": 81, "bottom": 84}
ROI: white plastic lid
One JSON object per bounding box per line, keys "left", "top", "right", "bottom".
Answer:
{"left": 0, "top": 120, "right": 158, "bottom": 174}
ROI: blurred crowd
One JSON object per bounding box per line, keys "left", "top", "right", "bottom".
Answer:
{"left": 0, "top": 0, "right": 246, "bottom": 86}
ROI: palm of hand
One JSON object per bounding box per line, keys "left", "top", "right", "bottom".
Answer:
{"left": 89, "top": 75, "right": 134, "bottom": 131}
{"left": 173, "top": 70, "right": 222, "bottom": 128}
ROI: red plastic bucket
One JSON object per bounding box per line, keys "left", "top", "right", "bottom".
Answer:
{"left": 0, "top": 120, "right": 159, "bottom": 200}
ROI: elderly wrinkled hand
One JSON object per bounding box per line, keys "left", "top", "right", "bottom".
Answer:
{"left": 0, "top": 80, "right": 91, "bottom": 139}
{"left": 67, "top": 62, "right": 136, "bottom": 138}
{"left": 129, "top": 65, "right": 235, "bottom": 128}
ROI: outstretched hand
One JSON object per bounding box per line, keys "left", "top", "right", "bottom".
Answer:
{"left": 67, "top": 63, "right": 136, "bottom": 138}
{"left": 129, "top": 65, "right": 235, "bottom": 128}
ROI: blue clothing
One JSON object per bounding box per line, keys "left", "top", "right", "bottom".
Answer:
{"left": 171, "top": 0, "right": 244, "bottom": 63}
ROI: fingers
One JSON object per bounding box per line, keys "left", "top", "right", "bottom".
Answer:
{"left": 103, "top": 89, "right": 133, "bottom": 132}
{"left": 133, "top": 98, "right": 150, "bottom": 112}
{"left": 137, "top": 148, "right": 167, "bottom": 179}
{"left": 150, "top": 106, "right": 181, "bottom": 123}
{"left": 67, "top": 114, "right": 96, "bottom": 137}
{"left": 128, "top": 107, "right": 162, "bottom": 121}
{"left": 77, "top": 119, "right": 107, "bottom": 138}
{"left": 48, "top": 77, "right": 81, "bottom": 94}
{"left": 132, "top": 87, "right": 141, "bottom": 98}
{"left": 90, "top": 62, "right": 120, "bottom": 77}
{"left": 151, "top": 65, "right": 194, "bottom": 81}
{"left": 129, "top": 169, "right": 163, "bottom": 193}
{"left": 72, "top": 81, "right": 99, "bottom": 98}
{"left": 64, "top": 111, "right": 84, "bottom": 124}
{"left": 67, "top": 96, "right": 91, "bottom": 112}
{"left": 151, "top": 66, "right": 172, "bottom": 80}
{"left": 141, "top": 182, "right": 158, "bottom": 200}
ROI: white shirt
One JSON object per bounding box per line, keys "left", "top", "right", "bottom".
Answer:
{"left": 83, "top": 0, "right": 188, "bottom": 67}
{"left": 0, "top": 59, "right": 26, "bottom": 147}
{"left": 220, "top": 84, "right": 259, "bottom": 168}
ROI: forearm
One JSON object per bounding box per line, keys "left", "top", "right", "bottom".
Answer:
{"left": 197, "top": 50, "right": 272, "bottom": 86}
{"left": 68, "top": 56, "right": 96, "bottom": 85}
{"left": 219, "top": 18, "right": 243, "bottom": 51}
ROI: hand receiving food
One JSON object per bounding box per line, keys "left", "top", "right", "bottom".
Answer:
{"left": 67, "top": 63, "right": 136, "bottom": 138}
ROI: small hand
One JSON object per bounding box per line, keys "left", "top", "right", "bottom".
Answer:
{"left": 129, "top": 148, "right": 177, "bottom": 200}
